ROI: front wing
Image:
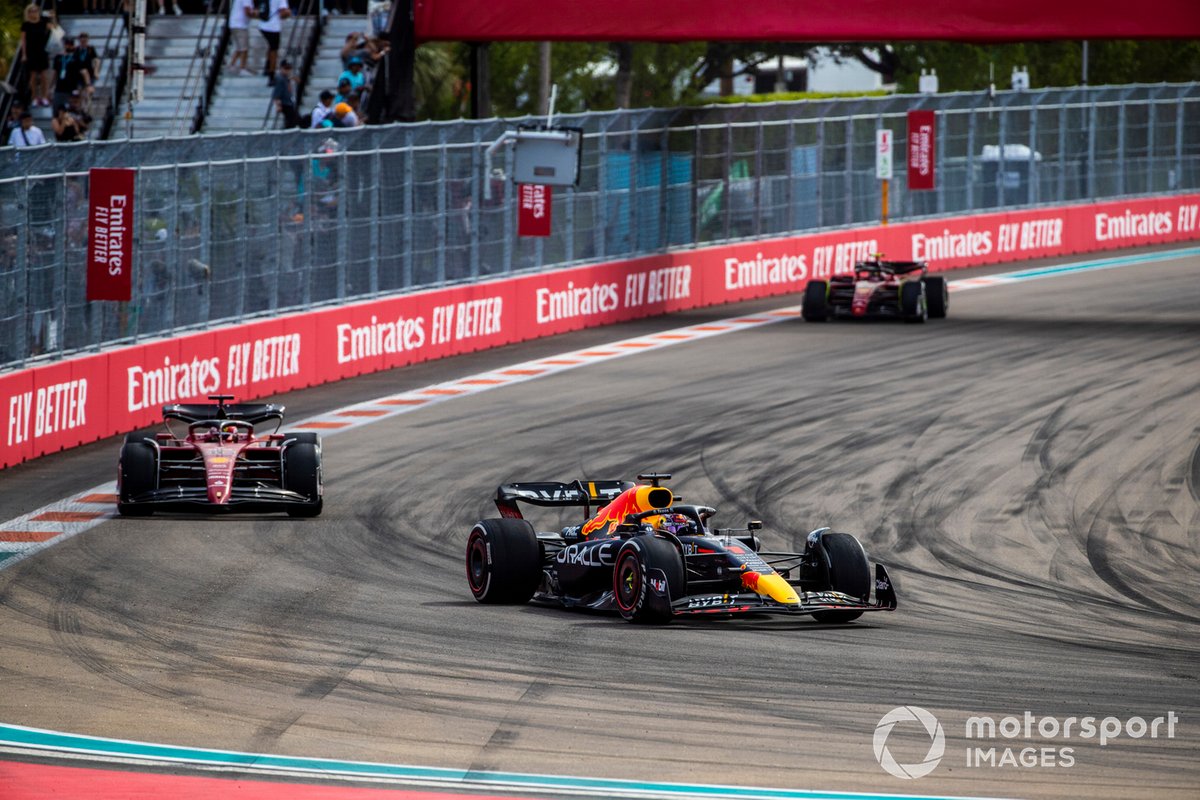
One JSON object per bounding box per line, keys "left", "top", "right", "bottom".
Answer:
{"left": 672, "top": 563, "right": 898, "bottom": 618}
{"left": 122, "top": 485, "right": 312, "bottom": 511}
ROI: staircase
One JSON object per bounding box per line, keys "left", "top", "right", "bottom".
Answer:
{"left": 299, "top": 15, "right": 369, "bottom": 118}
{"left": 122, "top": 15, "right": 221, "bottom": 139}
{"left": 203, "top": 15, "right": 313, "bottom": 134}
{"left": 27, "top": 15, "right": 126, "bottom": 140}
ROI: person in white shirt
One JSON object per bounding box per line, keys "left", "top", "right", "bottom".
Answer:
{"left": 259, "top": 0, "right": 291, "bottom": 82}
{"left": 310, "top": 90, "right": 334, "bottom": 128}
{"left": 8, "top": 111, "right": 47, "bottom": 147}
{"left": 228, "top": 0, "right": 255, "bottom": 76}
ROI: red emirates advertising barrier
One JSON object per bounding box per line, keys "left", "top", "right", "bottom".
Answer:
{"left": 518, "top": 184, "right": 552, "bottom": 237}
{"left": 86, "top": 168, "right": 135, "bottom": 302}
{"left": 907, "top": 110, "right": 936, "bottom": 191}
{"left": 3, "top": 194, "right": 1199, "bottom": 468}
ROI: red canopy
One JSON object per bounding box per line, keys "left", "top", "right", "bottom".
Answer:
{"left": 414, "top": 0, "right": 1200, "bottom": 42}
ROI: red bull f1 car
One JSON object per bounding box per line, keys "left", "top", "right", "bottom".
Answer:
{"left": 117, "top": 395, "right": 323, "bottom": 517}
{"left": 465, "top": 473, "right": 896, "bottom": 624}
{"left": 802, "top": 256, "right": 948, "bottom": 323}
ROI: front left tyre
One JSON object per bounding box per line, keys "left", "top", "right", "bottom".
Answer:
{"left": 284, "top": 442, "right": 323, "bottom": 517}
{"left": 900, "top": 280, "right": 927, "bottom": 324}
{"left": 613, "top": 535, "right": 684, "bottom": 624}
{"left": 802, "top": 280, "right": 829, "bottom": 322}
{"left": 117, "top": 442, "right": 157, "bottom": 517}
{"left": 466, "top": 518, "right": 542, "bottom": 604}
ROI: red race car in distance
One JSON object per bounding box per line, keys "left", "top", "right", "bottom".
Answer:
{"left": 117, "top": 395, "right": 323, "bottom": 517}
{"left": 803, "top": 256, "right": 948, "bottom": 323}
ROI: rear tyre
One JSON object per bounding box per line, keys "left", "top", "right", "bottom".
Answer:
{"left": 812, "top": 532, "right": 871, "bottom": 623}
{"left": 924, "top": 276, "right": 948, "bottom": 318}
{"left": 284, "top": 442, "right": 323, "bottom": 517}
{"left": 900, "top": 280, "right": 927, "bottom": 324}
{"left": 614, "top": 535, "right": 684, "bottom": 624}
{"left": 117, "top": 442, "right": 157, "bottom": 517}
{"left": 465, "top": 518, "right": 542, "bottom": 604}
{"left": 802, "top": 280, "right": 829, "bottom": 322}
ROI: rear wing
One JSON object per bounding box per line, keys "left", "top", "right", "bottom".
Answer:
{"left": 163, "top": 402, "right": 286, "bottom": 427}
{"left": 495, "top": 480, "right": 635, "bottom": 519}
{"left": 856, "top": 259, "right": 925, "bottom": 274}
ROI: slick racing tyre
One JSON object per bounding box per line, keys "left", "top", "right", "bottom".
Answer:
{"left": 924, "top": 276, "right": 948, "bottom": 318}
{"left": 812, "top": 532, "right": 871, "bottom": 623}
{"left": 284, "top": 442, "right": 323, "bottom": 517}
{"left": 900, "top": 280, "right": 927, "bottom": 324}
{"left": 283, "top": 431, "right": 322, "bottom": 451}
{"left": 802, "top": 280, "right": 829, "bottom": 322}
{"left": 466, "top": 518, "right": 542, "bottom": 604}
{"left": 613, "top": 535, "right": 684, "bottom": 624}
{"left": 117, "top": 442, "right": 157, "bottom": 517}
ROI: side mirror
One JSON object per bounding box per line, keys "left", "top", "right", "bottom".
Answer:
{"left": 747, "top": 520, "right": 763, "bottom": 531}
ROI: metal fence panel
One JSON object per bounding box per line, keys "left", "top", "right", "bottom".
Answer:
{"left": 2, "top": 83, "right": 1199, "bottom": 370}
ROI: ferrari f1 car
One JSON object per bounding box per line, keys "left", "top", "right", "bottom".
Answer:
{"left": 465, "top": 473, "right": 896, "bottom": 624}
{"left": 802, "top": 255, "right": 948, "bottom": 323}
{"left": 117, "top": 395, "right": 323, "bottom": 517}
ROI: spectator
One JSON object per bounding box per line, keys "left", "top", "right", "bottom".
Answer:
{"left": 51, "top": 105, "right": 85, "bottom": 142}
{"left": 338, "top": 57, "right": 367, "bottom": 94}
{"left": 66, "top": 94, "right": 94, "bottom": 133}
{"left": 19, "top": 4, "right": 52, "bottom": 108}
{"left": 330, "top": 101, "right": 356, "bottom": 128}
{"left": 52, "top": 38, "right": 92, "bottom": 112}
{"left": 2, "top": 102, "right": 26, "bottom": 143}
{"left": 8, "top": 111, "right": 47, "bottom": 148}
{"left": 344, "top": 91, "right": 364, "bottom": 126}
{"left": 227, "top": 0, "right": 255, "bottom": 76}
{"left": 156, "top": 0, "right": 183, "bottom": 15}
{"left": 259, "top": 0, "right": 291, "bottom": 82}
{"left": 75, "top": 33, "right": 101, "bottom": 83}
{"left": 332, "top": 76, "right": 353, "bottom": 106}
{"left": 271, "top": 59, "right": 300, "bottom": 128}
{"left": 310, "top": 89, "right": 334, "bottom": 128}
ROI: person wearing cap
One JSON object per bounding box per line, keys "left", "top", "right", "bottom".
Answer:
{"left": 310, "top": 89, "right": 334, "bottom": 128}
{"left": 75, "top": 33, "right": 101, "bottom": 87}
{"left": 8, "top": 111, "right": 47, "bottom": 148}
{"left": 52, "top": 37, "right": 92, "bottom": 113}
{"left": 333, "top": 77, "right": 353, "bottom": 106}
{"left": 337, "top": 57, "right": 367, "bottom": 94}
{"left": 271, "top": 59, "right": 300, "bottom": 129}
{"left": 331, "top": 101, "right": 358, "bottom": 128}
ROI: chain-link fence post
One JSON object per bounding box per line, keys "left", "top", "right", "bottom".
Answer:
{"left": 469, "top": 128, "right": 481, "bottom": 279}
{"left": 1117, "top": 100, "right": 1127, "bottom": 196}
{"left": 402, "top": 135, "right": 414, "bottom": 289}
{"left": 1087, "top": 101, "right": 1098, "bottom": 199}
{"left": 966, "top": 111, "right": 977, "bottom": 211}
{"left": 200, "top": 162, "right": 213, "bottom": 325}
{"left": 336, "top": 149, "right": 349, "bottom": 298}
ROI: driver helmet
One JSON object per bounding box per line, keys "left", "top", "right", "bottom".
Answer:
{"left": 221, "top": 423, "right": 240, "bottom": 441}
{"left": 648, "top": 513, "right": 694, "bottom": 535}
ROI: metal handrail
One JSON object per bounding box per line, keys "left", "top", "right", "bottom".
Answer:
{"left": 94, "top": 9, "right": 129, "bottom": 139}
{"left": 260, "top": 0, "right": 319, "bottom": 130}
{"left": 192, "top": 8, "right": 231, "bottom": 134}
{"left": 168, "top": 0, "right": 229, "bottom": 136}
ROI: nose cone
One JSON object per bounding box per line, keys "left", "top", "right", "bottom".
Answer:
{"left": 742, "top": 570, "right": 800, "bottom": 605}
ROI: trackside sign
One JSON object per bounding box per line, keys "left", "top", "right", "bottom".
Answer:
{"left": 2, "top": 193, "right": 1199, "bottom": 468}
{"left": 86, "top": 168, "right": 135, "bottom": 302}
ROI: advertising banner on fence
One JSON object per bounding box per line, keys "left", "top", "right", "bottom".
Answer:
{"left": 86, "top": 168, "right": 135, "bottom": 302}
{"left": 907, "top": 110, "right": 936, "bottom": 191}
{"left": 518, "top": 184, "right": 552, "bottom": 237}
{"left": 3, "top": 193, "right": 1199, "bottom": 469}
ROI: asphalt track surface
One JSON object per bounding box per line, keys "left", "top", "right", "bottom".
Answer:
{"left": 0, "top": 248, "right": 1198, "bottom": 799}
